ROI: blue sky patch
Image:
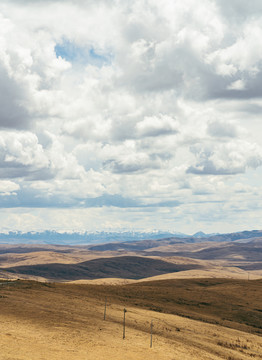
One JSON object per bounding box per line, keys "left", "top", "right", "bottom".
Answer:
{"left": 55, "top": 39, "right": 112, "bottom": 67}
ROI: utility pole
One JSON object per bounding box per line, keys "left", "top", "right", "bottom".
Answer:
{"left": 123, "top": 308, "right": 127, "bottom": 339}
{"left": 104, "top": 297, "right": 107, "bottom": 320}
{"left": 150, "top": 320, "right": 153, "bottom": 348}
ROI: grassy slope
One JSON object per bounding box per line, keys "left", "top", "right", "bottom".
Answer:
{"left": 69, "top": 278, "right": 262, "bottom": 335}
{"left": 0, "top": 279, "right": 261, "bottom": 360}
{"left": 1, "top": 278, "right": 261, "bottom": 334}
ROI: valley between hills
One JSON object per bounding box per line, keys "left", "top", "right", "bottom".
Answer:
{"left": 0, "top": 231, "right": 261, "bottom": 359}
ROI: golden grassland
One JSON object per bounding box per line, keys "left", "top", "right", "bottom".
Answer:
{"left": 0, "top": 279, "right": 261, "bottom": 360}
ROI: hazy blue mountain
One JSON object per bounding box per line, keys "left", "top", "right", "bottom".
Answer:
{"left": 0, "top": 229, "right": 261, "bottom": 246}
{"left": 0, "top": 230, "right": 188, "bottom": 245}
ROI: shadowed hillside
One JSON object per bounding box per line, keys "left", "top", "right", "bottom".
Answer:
{"left": 0, "top": 238, "right": 261, "bottom": 282}
{"left": 3, "top": 256, "right": 202, "bottom": 281}
{"left": 88, "top": 237, "right": 262, "bottom": 262}
{"left": 158, "top": 240, "right": 262, "bottom": 262}
{"left": 0, "top": 247, "right": 73, "bottom": 255}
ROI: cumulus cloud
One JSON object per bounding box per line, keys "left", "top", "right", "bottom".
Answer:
{"left": 207, "top": 120, "right": 239, "bottom": 138}
{"left": 227, "top": 80, "right": 246, "bottom": 91}
{"left": 102, "top": 140, "right": 166, "bottom": 174}
{"left": 187, "top": 140, "right": 262, "bottom": 175}
{"left": 0, "top": 180, "right": 19, "bottom": 196}
{"left": 0, "top": 0, "right": 261, "bottom": 232}
{"left": 0, "top": 131, "right": 50, "bottom": 178}
{"left": 136, "top": 115, "right": 179, "bottom": 138}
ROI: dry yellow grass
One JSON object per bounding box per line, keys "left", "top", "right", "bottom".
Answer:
{"left": 0, "top": 280, "right": 261, "bottom": 360}
{"left": 136, "top": 266, "right": 262, "bottom": 282}
{"left": 1, "top": 304, "right": 262, "bottom": 360}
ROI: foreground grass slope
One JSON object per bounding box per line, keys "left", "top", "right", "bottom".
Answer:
{"left": 0, "top": 279, "right": 261, "bottom": 359}
{"left": 86, "top": 278, "right": 262, "bottom": 335}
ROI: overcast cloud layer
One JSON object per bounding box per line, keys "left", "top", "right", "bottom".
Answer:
{"left": 0, "top": 0, "right": 262, "bottom": 234}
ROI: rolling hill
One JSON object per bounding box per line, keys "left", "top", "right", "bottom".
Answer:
{"left": 0, "top": 231, "right": 261, "bottom": 282}
{"left": 3, "top": 256, "right": 202, "bottom": 281}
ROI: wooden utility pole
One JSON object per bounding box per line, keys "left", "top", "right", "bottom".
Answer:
{"left": 150, "top": 320, "right": 153, "bottom": 348}
{"left": 123, "top": 308, "right": 127, "bottom": 339}
{"left": 104, "top": 297, "right": 107, "bottom": 320}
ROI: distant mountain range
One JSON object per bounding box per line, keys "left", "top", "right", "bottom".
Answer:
{"left": 0, "top": 230, "right": 187, "bottom": 245}
{"left": 0, "top": 229, "right": 261, "bottom": 245}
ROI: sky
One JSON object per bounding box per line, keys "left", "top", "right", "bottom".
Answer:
{"left": 0, "top": 0, "right": 262, "bottom": 234}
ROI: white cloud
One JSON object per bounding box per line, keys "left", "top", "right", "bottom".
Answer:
{"left": 136, "top": 114, "right": 179, "bottom": 137}
{"left": 207, "top": 120, "right": 239, "bottom": 138}
{"left": 188, "top": 140, "right": 262, "bottom": 175}
{"left": 1, "top": 132, "right": 47, "bottom": 166}
{"left": 0, "top": 0, "right": 261, "bottom": 233}
{"left": 227, "top": 80, "right": 246, "bottom": 90}
{"left": 0, "top": 180, "right": 19, "bottom": 196}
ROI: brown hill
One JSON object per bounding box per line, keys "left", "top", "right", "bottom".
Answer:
{"left": 3, "top": 256, "right": 202, "bottom": 281}
{"left": 156, "top": 240, "right": 262, "bottom": 262}
{"left": 0, "top": 239, "right": 261, "bottom": 283}
{"left": 88, "top": 237, "right": 262, "bottom": 263}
